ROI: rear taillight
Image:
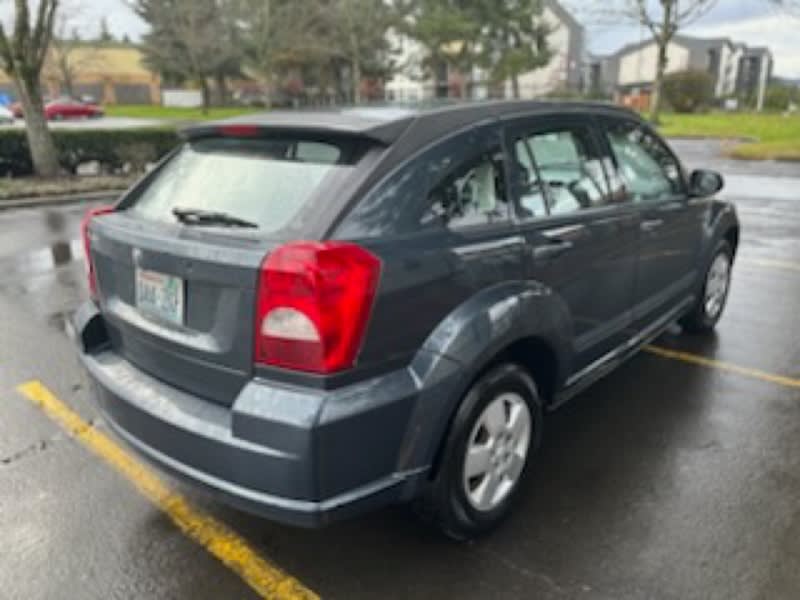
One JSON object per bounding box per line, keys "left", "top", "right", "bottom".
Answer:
{"left": 254, "top": 241, "right": 381, "bottom": 374}
{"left": 80, "top": 205, "right": 114, "bottom": 300}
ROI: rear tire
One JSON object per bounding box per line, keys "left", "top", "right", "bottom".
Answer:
{"left": 419, "top": 363, "right": 543, "bottom": 540}
{"left": 680, "top": 240, "right": 733, "bottom": 334}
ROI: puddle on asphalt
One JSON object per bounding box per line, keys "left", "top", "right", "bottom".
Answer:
{"left": 0, "top": 239, "right": 84, "bottom": 276}
{"left": 721, "top": 175, "right": 800, "bottom": 201}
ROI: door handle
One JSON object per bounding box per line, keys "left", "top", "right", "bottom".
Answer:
{"left": 453, "top": 235, "right": 525, "bottom": 257}
{"left": 532, "top": 239, "right": 574, "bottom": 260}
{"left": 641, "top": 219, "right": 664, "bottom": 233}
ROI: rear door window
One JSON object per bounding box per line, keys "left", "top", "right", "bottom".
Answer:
{"left": 421, "top": 145, "right": 508, "bottom": 229}
{"left": 335, "top": 126, "right": 509, "bottom": 238}
{"left": 128, "top": 136, "right": 360, "bottom": 234}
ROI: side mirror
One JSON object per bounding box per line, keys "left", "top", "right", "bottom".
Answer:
{"left": 689, "top": 169, "right": 724, "bottom": 198}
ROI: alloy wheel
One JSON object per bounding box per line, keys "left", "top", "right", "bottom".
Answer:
{"left": 462, "top": 392, "right": 531, "bottom": 512}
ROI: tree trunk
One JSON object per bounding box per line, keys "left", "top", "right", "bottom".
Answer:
{"left": 199, "top": 78, "right": 210, "bottom": 114}
{"left": 351, "top": 57, "right": 362, "bottom": 105}
{"left": 650, "top": 1, "right": 674, "bottom": 125}
{"left": 348, "top": 24, "right": 362, "bottom": 105}
{"left": 511, "top": 74, "right": 520, "bottom": 99}
{"left": 650, "top": 40, "right": 669, "bottom": 124}
{"left": 262, "top": 72, "right": 273, "bottom": 110}
{"left": 61, "top": 64, "right": 74, "bottom": 98}
{"left": 214, "top": 72, "right": 229, "bottom": 106}
{"left": 16, "top": 77, "right": 60, "bottom": 177}
{"left": 262, "top": 68, "right": 273, "bottom": 110}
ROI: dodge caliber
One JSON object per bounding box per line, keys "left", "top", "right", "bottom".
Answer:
{"left": 74, "top": 102, "right": 739, "bottom": 538}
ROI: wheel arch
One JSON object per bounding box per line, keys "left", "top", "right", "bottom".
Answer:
{"left": 724, "top": 223, "right": 740, "bottom": 258}
{"left": 401, "top": 281, "right": 571, "bottom": 480}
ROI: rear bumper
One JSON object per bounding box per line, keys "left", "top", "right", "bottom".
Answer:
{"left": 73, "top": 302, "right": 432, "bottom": 527}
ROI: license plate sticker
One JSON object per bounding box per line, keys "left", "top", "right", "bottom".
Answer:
{"left": 135, "top": 268, "right": 184, "bottom": 326}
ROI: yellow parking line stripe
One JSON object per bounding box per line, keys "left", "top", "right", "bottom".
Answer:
{"left": 644, "top": 346, "right": 800, "bottom": 389}
{"left": 15, "top": 380, "right": 318, "bottom": 600}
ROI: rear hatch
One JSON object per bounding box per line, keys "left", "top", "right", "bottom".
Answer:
{"left": 90, "top": 133, "right": 371, "bottom": 406}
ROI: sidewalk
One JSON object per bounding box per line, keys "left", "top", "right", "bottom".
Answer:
{"left": 0, "top": 189, "right": 124, "bottom": 211}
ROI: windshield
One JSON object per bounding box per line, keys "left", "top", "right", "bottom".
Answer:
{"left": 128, "top": 136, "right": 359, "bottom": 233}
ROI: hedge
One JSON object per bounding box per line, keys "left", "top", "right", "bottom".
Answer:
{"left": 0, "top": 127, "right": 181, "bottom": 177}
{"left": 662, "top": 70, "right": 715, "bottom": 114}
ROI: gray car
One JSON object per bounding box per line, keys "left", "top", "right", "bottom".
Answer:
{"left": 74, "top": 102, "right": 739, "bottom": 538}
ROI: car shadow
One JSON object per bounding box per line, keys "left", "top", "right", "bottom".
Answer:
{"left": 173, "top": 349, "right": 721, "bottom": 599}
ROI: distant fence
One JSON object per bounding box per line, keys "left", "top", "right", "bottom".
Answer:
{"left": 162, "top": 89, "right": 203, "bottom": 108}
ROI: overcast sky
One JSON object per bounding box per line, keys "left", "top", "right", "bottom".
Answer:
{"left": 4, "top": 0, "right": 800, "bottom": 77}
{"left": 570, "top": 0, "right": 800, "bottom": 77}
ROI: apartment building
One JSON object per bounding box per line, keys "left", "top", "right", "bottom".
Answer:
{"left": 588, "top": 34, "right": 773, "bottom": 109}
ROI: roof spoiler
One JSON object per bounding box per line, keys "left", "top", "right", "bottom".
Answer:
{"left": 181, "top": 112, "right": 415, "bottom": 146}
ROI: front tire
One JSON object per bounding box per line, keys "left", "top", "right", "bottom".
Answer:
{"left": 420, "top": 363, "right": 543, "bottom": 540}
{"left": 680, "top": 240, "right": 733, "bottom": 333}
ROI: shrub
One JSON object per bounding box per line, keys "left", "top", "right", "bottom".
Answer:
{"left": 662, "top": 70, "right": 715, "bottom": 113}
{"left": 0, "top": 127, "right": 180, "bottom": 177}
{"left": 764, "top": 84, "right": 800, "bottom": 112}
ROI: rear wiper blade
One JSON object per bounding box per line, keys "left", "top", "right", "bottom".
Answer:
{"left": 172, "top": 207, "right": 258, "bottom": 229}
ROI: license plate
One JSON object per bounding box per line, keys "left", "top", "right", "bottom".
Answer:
{"left": 135, "top": 268, "right": 184, "bottom": 325}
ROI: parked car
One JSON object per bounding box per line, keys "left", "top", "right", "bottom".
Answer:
{"left": 45, "top": 98, "right": 104, "bottom": 120}
{"left": 73, "top": 102, "right": 738, "bottom": 538}
{"left": 11, "top": 97, "right": 104, "bottom": 120}
{"left": 0, "top": 105, "right": 13, "bottom": 124}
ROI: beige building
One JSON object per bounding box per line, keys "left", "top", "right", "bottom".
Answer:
{"left": 0, "top": 43, "right": 161, "bottom": 105}
{"left": 589, "top": 35, "right": 773, "bottom": 110}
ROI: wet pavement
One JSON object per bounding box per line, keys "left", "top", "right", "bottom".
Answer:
{"left": 0, "top": 116, "right": 168, "bottom": 131}
{"left": 1, "top": 141, "right": 800, "bottom": 599}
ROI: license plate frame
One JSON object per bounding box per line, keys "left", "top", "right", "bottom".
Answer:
{"left": 135, "top": 268, "right": 185, "bottom": 326}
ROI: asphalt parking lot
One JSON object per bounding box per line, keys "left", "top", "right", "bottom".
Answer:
{"left": 1, "top": 140, "right": 799, "bottom": 599}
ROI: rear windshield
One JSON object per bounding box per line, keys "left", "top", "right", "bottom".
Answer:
{"left": 128, "top": 136, "right": 361, "bottom": 233}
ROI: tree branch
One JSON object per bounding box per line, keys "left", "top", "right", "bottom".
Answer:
{"left": 36, "top": 0, "right": 60, "bottom": 71}
{"left": 0, "top": 23, "right": 15, "bottom": 73}
{"left": 634, "top": 0, "right": 659, "bottom": 38}
{"left": 675, "top": 0, "right": 717, "bottom": 26}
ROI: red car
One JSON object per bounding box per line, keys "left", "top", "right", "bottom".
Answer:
{"left": 45, "top": 98, "right": 104, "bottom": 120}
{"left": 11, "top": 98, "right": 104, "bottom": 120}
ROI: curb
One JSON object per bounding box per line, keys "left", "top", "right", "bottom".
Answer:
{"left": 0, "top": 189, "right": 125, "bottom": 211}
{"left": 666, "top": 135, "right": 759, "bottom": 143}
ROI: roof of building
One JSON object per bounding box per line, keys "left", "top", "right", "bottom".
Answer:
{"left": 601, "top": 33, "right": 773, "bottom": 62}
{"left": 743, "top": 47, "right": 772, "bottom": 57}
{"left": 606, "top": 34, "right": 734, "bottom": 59}
{"left": 544, "top": 0, "right": 583, "bottom": 33}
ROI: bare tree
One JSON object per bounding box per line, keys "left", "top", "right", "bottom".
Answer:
{"left": 237, "top": 0, "right": 344, "bottom": 107}
{"left": 237, "top": 0, "right": 301, "bottom": 109}
{"left": 566, "top": 0, "right": 716, "bottom": 124}
{"left": 331, "top": 0, "right": 397, "bottom": 104}
{"left": 633, "top": 1, "right": 717, "bottom": 123}
{"left": 0, "top": 0, "right": 61, "bottom": 177}
{"left": 46, "top": 9, "right": 105, "bottom": 98}
{"left": 134, "top": 0, "right": 240, "bottom": 113}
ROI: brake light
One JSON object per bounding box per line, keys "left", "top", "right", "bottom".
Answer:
{"left": 80, "top": 205, "right": 114, "bottom": 300}
{"left": 218, "top": 124, "right": 260, "bottom": 137}
{"left": 255, "top": 241, "right": 381, "bottom": 373}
